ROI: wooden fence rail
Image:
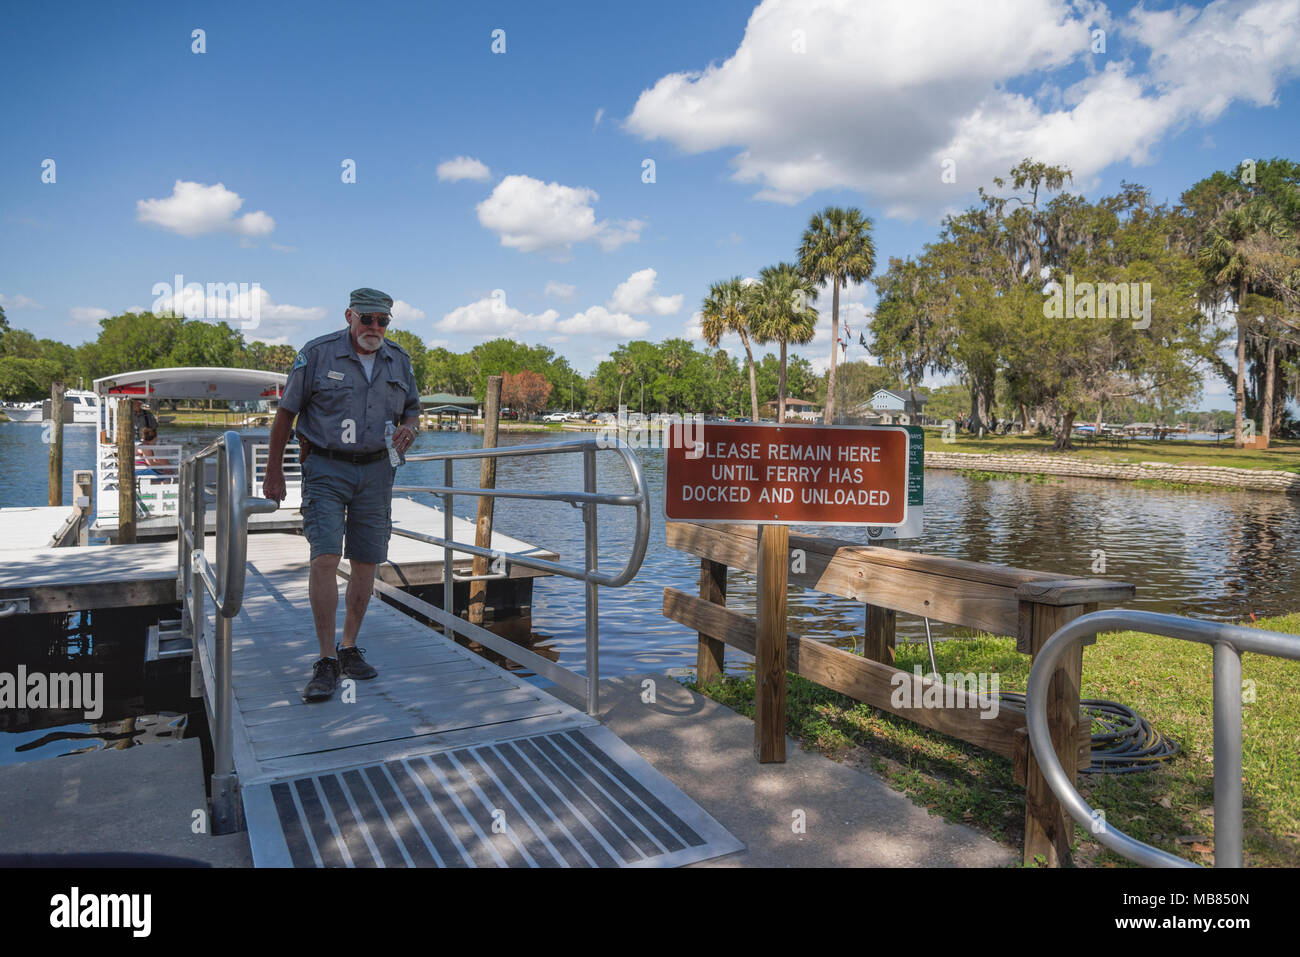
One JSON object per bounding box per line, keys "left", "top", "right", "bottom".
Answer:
{"left": 662, "top": 520, "right": 1136, "bottom": 867}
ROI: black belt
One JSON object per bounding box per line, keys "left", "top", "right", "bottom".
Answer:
{"left": 311, "top": 447, "right": 387, "bottom": 465}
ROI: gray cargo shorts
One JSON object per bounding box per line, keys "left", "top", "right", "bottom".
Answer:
{"left": 299, "top": 452, "right": 396, "bottom": 564}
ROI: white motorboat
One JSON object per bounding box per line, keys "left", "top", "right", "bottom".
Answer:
{"left": 0, "top": 390, "right": 99, "bottom": 424}
{"left": 65, "top": 389, "right": 98, "bottom": 424}
{"left": 0, "top": 401, "right": 43, "bottom": 422}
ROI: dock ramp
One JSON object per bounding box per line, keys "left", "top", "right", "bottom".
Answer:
{"left": 181, "top": 432, "right": 742, "bottom": 867}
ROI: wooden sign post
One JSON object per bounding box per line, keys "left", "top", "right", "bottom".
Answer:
{"left": 755, "top": 523, "right": 788, "bottom": 762}
{"left": 666, "top": 422, "right": 911, "bottom": 764}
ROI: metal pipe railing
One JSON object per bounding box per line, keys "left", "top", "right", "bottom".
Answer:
{"left": 1025, "top": 608, "right": 1300, "bottom": 868}
{"left": 395, "top": 436, "right": 650, "bottom": 714}
{"left": 177, "top": 430, "right": 278, "bottom": 835}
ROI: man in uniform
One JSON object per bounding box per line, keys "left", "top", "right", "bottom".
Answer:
{"left": 262, "top": 288, "right": 420, "bottom": 701}
{"left": 131, "top": 398, "right": 157, "bottom": 439}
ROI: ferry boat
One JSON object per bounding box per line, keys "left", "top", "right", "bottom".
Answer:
{"left": 90, "top": 367, "right": 302, "bottom": 531}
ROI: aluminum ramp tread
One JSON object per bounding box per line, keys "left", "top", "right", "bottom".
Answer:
{"left": 243, "top": 725, "right": 743, "bottom": 868}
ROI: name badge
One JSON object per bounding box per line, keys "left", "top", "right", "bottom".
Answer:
{"left": 326, "top": 370, "right": 345, "bottom": 380}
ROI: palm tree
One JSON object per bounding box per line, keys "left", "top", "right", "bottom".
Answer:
{"left": 798, "top": 207, "right": 876, "bottom": 423}
{"left": 751, "top": 263, "right": 818, "bottom": 422}
{"left": 615, "top": 351, "right": 633, "bottom": 413}
{"left": 700, "top": 277, "right": 761, "bottom": 420}
{"left": 1197, "top": 200, "right": 1291, "bottom": 447}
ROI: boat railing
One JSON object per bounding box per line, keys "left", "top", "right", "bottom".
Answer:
{"left": 177, "top": 430, "right": 277, "bottom": 834}
{"left": 1026, "top": 609, "right": 1300, "bottom": 867}
{"left": 251, "top": 443, "right": 303, "bottom": 507}
{"left": 394, "top": 436, "right": 651, "bottom": 714}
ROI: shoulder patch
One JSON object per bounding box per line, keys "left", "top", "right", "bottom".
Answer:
{"left": 291, "top": 351, "right": 307, "bottom": 371}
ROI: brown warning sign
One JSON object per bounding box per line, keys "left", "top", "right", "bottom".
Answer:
{"left": 664, "top": 423, "right": 909, "bottom": 525}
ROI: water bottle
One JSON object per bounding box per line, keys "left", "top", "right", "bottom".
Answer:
{"left": 384, "top": 421, "right": 403, "bottom": 467}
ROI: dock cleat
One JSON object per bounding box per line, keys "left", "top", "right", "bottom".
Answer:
{"left": 338, "top": 645, "right": 377, "bottom": 680}
{"left": 303, "top": 656, "right": 340, "bottom": 701}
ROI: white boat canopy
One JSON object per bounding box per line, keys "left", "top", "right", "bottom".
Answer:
{"left": 93, "top": 367, "right": 286, "bottom": 401}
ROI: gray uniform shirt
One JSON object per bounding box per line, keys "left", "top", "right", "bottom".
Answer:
{"left": 280, "top": 329, "right": 421, "bottom": 452}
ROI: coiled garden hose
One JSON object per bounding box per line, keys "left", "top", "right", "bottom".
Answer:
{"left": 995, "top": 692, "right": 1180, "bottom": 773}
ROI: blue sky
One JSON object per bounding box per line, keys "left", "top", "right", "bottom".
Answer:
{"left": 3, "top": 0, "right": 1298, "bottom": 409}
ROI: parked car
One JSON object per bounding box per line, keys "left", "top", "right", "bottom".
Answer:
{"left": 500, "top": 407, "right": 518, "bottom": 420}
{"left": 543, "top": 412, "right": 568, "bottom": 422}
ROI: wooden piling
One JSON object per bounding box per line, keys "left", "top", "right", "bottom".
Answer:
{"left": 48, "top": 382, "right": 65, "bottom": 506}
{"left": 755, "top": 524, "right": 788, "bottom": 763}
{"left": 116, "top": 397, "right": 136, "bottom": 544}
{"left": 468, "top": 375, "right": 503, "bottom": 626}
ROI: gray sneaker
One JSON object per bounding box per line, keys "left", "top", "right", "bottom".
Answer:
{"left": 338, "top": 645, "right": 377, "bottom": 680}
{"left": 303, "top": 657, "right": 340, "bottom": 701}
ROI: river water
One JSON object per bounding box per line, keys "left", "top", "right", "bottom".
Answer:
{"left": 2, "top": 420, "right": 1299, "bottom": 685}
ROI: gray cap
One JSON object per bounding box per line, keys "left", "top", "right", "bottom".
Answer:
{"left": 349, "top": 287, "right": 393, "bottom": 315}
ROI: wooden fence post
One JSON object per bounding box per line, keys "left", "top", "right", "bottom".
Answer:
{"left": 1015, "top": 578, "right": 1130, "bottom": 867}
{"left": 864, "top": 605, "right": 896, "bottom": 665}
{"left": 755, "top": 524, "right": 788, "bottom": 763}
{"left": 696, "top": 558, "right": 727, "bottom": 686}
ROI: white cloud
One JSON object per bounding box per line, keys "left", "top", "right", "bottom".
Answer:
{"left": 271, "top": 243, "right": 297, "bottom": 253}
{"left": 0, "top": 293, "right": 43, "bottom": 310}
{"left": 148, "top": 284, "right": 325, "bottom": 344}
{"left": 544, "top": 280, "right": 577, "bottom": 300}
{"left": 476, "top": 174, "right": 642, "bottom": 255}
{"left": 437, "top": 156, "right": 492, "bottom": 182}
{"left": 136, "top": 180, "right": 275, "bottom": 237}
{"left": 69, "top": 306, "right": 110, "bottom": 323}
{"left": 607, "top": 268, "right": 683, "bottom": 316}
{"left": 391, "top": 299, "right": 426, "bottom": 322}
{"left": 439, "top": 297, "right": 561, "bottom": 337}
{"left": 556, "top": 306, "right": 649, "bottom": 337}
{"left": 624, "top": 0, "right": 1300, "bottom": 216}
{"left": 593, "top": 107, "right": 605, "bottom": 129}
{"left": 438, "top": 296, "right": 648, "bottom": 340}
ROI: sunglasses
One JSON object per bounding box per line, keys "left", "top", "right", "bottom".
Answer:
{"left": 355, "top": 312, "right": 391, "bottom": 327}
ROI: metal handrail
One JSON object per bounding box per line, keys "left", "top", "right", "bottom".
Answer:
{"left": 395, "top": 436, "right": 650, "bottom": 714}
{"left": 176, "top": 430, "right": 277, "bottom": 835}
{"left": 1026, "top": 608, "right": 1300, "bottom": 868}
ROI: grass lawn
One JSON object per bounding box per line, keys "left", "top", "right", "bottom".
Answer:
{"left": 929, "top": 431, "right": 1300, "bottom": 472}
{"left": 687, "top": 611, "right": 1300, "bottom": 867}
